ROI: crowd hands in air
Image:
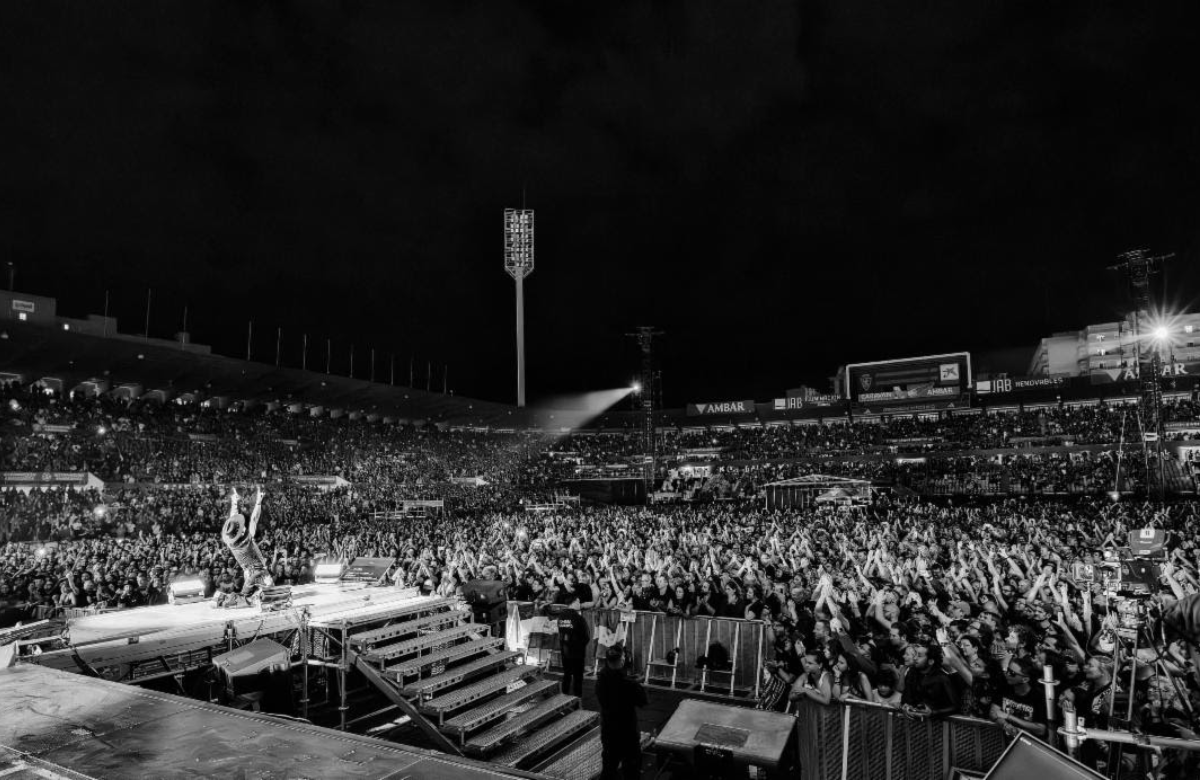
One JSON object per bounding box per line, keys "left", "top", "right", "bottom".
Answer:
{"left": 3, "top": 384, "right": 1200, "bottom": 771}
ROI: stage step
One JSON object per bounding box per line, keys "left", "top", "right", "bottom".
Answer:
{"left": 442, "top": 678, "right": 561, "bottom": 737}
{"left": 401, "top": 650, "right": 522, "bottom": 700}
{"left": 537, "top": 728, "right": 602, "bottom": 780}
{"left": 419, "top": 665, "right": 542, "bottom": 723}
{"left": 366, "top": 623, "right": 488, "bottom": 663}
{"left": 464, "top": 694, "right": 578, "bottom": 755}
{"left": 348, "top": 598, "right": 460, "bottom": 646}
{"left": 386, "top": 637, "right": 505, "bottom": 679}
{"left": 491, "top": 709, "right": 599, "bottom": 768}
{"left": 350, "top": 610, "right": 465, "bottom": 650}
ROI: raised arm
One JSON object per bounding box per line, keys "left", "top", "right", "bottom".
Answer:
{"left": 248, "top": 486, "right": 264, "bottom": 537}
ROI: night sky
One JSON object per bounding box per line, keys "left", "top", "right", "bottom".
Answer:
{"left": 3, "top": 2, "right": 1200, "bottom": 407}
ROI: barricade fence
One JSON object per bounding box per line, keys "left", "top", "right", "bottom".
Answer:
{"left": 793, "top": 698, "right": 1009, "bottom": 780}
{"left": 503, "top": 603, "right": 766, "bottom": 698}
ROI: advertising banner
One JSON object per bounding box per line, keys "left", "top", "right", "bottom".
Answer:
{"left": 976, "top": 376, "right": 1067, "bottom": 394}
{"left": 685, "top": 399, "right": 756, "bottom": 416}
{"left": 845, "top": 352, "right": 971, "bottom": 414}
{"left": 1090, "top": 361, "right": 1200, "bottom": 384}
{"left": 0, "top": 471, "right": 102, "bottom": 491}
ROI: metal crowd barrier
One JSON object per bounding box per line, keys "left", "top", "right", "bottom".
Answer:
{"left": 792, "top": 698, "right": 1008, "bottom": 780}
{"left": 505, "top": 603, "right": 766, "bottom": 699}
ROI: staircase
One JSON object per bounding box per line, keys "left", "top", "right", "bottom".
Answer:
{"left": 348, "top": 599, "right": 602, "bottom": 777}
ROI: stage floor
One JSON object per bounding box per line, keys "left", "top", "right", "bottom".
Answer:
{"left": 67, "top": 584, "right": 424, "bottom": 645}
{"left": 0, "top": 664, "right": 542, "bottom": 780}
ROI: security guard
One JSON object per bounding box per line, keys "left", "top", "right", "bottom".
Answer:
{"left": 595, "top": 645, "right": 647, "bottom": 780}
{"left": 555, "top": 595, "right": 590, "bottom": 696}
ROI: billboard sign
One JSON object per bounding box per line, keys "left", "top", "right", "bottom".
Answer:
{"left": 1090, "top": 361, "right": 1200, "bottom": 384}
{"left": 976, "top": 376, "right": 1067, "bottom": 394}
{"left": 845, "top": 352, "right": 971, "bottom": 413}
{"left": 686, "top": 399, "right": 756, "bottom": 416}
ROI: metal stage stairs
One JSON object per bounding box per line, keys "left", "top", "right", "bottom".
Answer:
{"left": 347, "top": 601, "right": 603, "bottom": 778}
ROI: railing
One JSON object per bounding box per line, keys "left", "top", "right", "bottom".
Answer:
{"left": 792, "top": 698, "right": 1009, "bottom": 780}
{"left": 504, "top": 604, "right": 767, "bottom": 698}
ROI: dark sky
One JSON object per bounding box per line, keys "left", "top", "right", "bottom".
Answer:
{"left": 3, "top": 1, "right": 1200, "bottom": 407}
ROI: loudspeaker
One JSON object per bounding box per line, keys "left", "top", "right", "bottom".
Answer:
{"left": 213, "top": 638, "right": 289, "bottom": 691}
{"left": 341, "top": 557, "right": 394, "bottom": 585}
{"left": 984, "top": 735, "right": 1104, "bottom": 780}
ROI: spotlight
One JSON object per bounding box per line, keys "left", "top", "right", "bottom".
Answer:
{"left": 94, "top": 505, "right": 107, "bottom": 518}
{"left": 1152, "top": 325, "right": 1169, "bottom": 341}
{"left": 97, "top": 426, "right": 107, "bottom": 436}
{"left": 36, "top": 547, "right": 47, "bottom": 557}
{"left": 168, "top": 579, "right": 206, "bottom": 605}
{"left": 631, "top": 381, "right": 642, "bottom": 394}
{"left": 314, "top": 563, "right": 344, "bottom": 584}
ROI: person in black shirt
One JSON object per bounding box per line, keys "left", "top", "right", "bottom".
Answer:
{"left": 556, "top": 595, "right": 590, "bottom": 697}
{"left": 596, "top": 645, "right": 647, "bottom": 780}
{"left": 901, "top": 643, "right": 960, "bottom": 717}
{"left": 991, "top": 657, "right": 1049, "bottom": 738}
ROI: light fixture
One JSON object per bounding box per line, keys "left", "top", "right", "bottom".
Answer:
{"left": 168, "top": 579, "right": 206, "bottom": 604}
{"left": 314, "top": 563, "right": 344, "bottom": 584}
{"left": 1152, "top": 325, "right": 1169, "bottom": 341}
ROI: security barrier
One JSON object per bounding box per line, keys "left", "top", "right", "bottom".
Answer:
{"left": 505, "top": 603, "right": 766, "bottom": 698}
{"left": 792, "top": 698, "right": 1009, "bottom": 780}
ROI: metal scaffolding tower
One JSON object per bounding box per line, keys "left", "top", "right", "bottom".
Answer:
{"left": 628, "top": 326, "right": 662, "bottom": 500}
{"left": 1108, "top": 248, "right": 1173, "bottom": 500}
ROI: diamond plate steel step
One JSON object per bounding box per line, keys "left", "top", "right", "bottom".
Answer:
{"left": 464, "top": 693, "right": 579, "bottom": 755}
{"left": 386, "top": 637, "right": 505, "bottom": 680}
{"left": 536, "top": 728, "right": 603, "bottom": 780}
{"left": 441, "top": 678, "right": 561, "bottom": 738}
{"left": 351, "top": 610, "right": 465, "bottom": 650}
{"left": 491, "top": 709, "right": 599, "bottom": 768}
{"left": 366, "top": 623, "right": 489, "bottom": 663}
{"left": 348, "top": 599, "right": 460, "bottom": 646}
{"left": 400, "top": 650, "right": 522, "bottom": 699}
{"left": 418, "top": 665, "right": 542, "bottom": 723}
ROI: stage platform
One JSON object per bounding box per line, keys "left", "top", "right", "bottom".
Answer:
{"left": 0, "top": 664, "right": 545, "bottom": 780}
{"left": 66, "top": 584, "right": 424, "bottom": 645}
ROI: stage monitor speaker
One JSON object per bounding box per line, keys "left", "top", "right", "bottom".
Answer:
{"left": 464, "top": 579, "right": 508, "bottom": 606}
{"left": 212, "top": 638, "right": 292, "bottom": 711}
{"left": 213, "top": 638, "right": 289, "bottom": 685}
{"left": 341, "top": 557, "right": 394, "bottom": 585}
{"left": 984, "top": 735, "right": 1105, "bottom": 780}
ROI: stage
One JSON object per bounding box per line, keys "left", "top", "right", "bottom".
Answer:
{"left": 25, "top": 585, "right": 454, "bottom": 686}
{"left": 0, "top": 664, "right": 544, "bottom": 780}
{"left": 66, "top": 583, "right": 425, "bottom": 645}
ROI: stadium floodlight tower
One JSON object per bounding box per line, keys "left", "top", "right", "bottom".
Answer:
{"left": 504, "top": 208, "right": 535, "bottom": 407}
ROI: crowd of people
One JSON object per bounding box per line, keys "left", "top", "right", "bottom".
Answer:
{"left": 3, "top": 382, "right": 1200, "bottom": 776}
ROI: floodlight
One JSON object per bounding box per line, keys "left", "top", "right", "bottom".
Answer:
{"left": 314, "top": 563, "right": 344, "bottom": 584}
{"left": 631, "top": 381, "right": 642, "bottom": 394}
{"left": 1152, "top": 325, "right": 1169, "bottom": 341}
{"left": 168, "top": 579, "right": 206, "bottom": 605}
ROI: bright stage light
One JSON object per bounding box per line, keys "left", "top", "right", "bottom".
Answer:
{"left": 631, "top": 381, "right": 642, "bottom": 394}
{"left": 1152, "top": 325, "right": 1170, "bottom": 341}
{"left": 168, "top": 579, "right": 206, "bottom": 604}
{"left": 314, "top": 563, "right": 344, "bottom": 584}
{"left": 35, "top": 547, "right": 46, "bottom": 558}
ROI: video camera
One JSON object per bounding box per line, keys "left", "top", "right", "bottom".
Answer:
{"left": 1094, "top": 529, "right": 1169, "bottom": 598}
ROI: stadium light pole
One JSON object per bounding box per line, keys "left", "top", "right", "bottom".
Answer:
{"left": 504, "top": 209, "right": 535, "bottom": 407}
